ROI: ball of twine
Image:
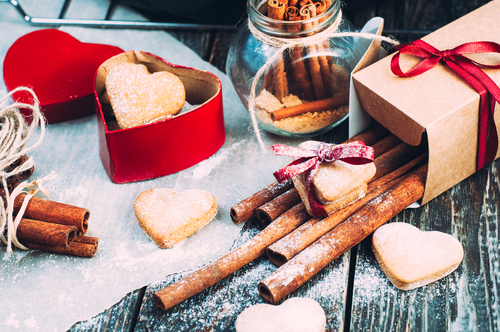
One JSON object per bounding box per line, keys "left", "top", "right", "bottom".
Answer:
{"left": 245, "top": 12, "right": 398, "bottom": 152}
{"left": 0, "top": 87, "right": 50, "bottom": 253}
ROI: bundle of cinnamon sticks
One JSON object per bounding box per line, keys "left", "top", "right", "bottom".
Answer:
{"left": 1, "top": 156, "right": 98, "bottom": 258}
{"left": 263, "top": 0, "right": 349, "bottom": 121}
{"left": 153, "top": 124, "right": 428, "bottom": 311}
{"left": 13, "top": 194, "right": 98, "bottom": 258}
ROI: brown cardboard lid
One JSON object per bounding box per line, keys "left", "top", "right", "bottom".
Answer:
{"left": 352, "top": 0, "right": 500, "bottom": 204}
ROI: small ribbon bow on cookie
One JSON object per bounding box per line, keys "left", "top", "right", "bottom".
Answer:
{"left": 272, "top": 141, "right": 374, "bottom": 217}
{"left": 391, "top": 40, "right": 500, "bottom": 170}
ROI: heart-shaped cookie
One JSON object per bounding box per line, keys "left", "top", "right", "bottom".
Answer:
{"left": 235, "top": 297, "right": 326, "bottom": 332}
{"left": 105, "top": 62, "right": 186, "bottom": 129}
{"left": 133, "top": 188, "right": 217, "bottom": 248}
{"left": 3, "top": 29, "right": 123, "bottom": 123}
{"left": 372, "top": 222, "right": 464, "bottom": 290}
{"left": 293, "top": 141, "right": 376, "bottom": 215}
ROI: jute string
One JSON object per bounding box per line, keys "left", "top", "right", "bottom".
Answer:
{"left": 0, "top": 87, "right": 54, "bottom": 253}
{"left": 247, "top": 11, "right": 398, "bottom": 152}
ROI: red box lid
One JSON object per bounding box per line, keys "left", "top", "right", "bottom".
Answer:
{"left": 3, "top": 29, "right": 123, "bottom": 123}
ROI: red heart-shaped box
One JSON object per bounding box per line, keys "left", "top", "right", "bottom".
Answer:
{"left": 3, "top": 29, "right": 123, "bottom": 123}
{"left": 94, "top": 51, "right": 226, "bottom": 183}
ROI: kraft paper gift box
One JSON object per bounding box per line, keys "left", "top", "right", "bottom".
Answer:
{"left": 351, "top": 0, "right": 500, "bottom": 204}
{"left": 94, "top": 51, "right": 225, "bottom": 184}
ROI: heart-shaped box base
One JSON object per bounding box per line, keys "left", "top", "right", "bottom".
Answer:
{"left": 3, "top": 29, "right": 123, "bottom": 123}
{"left": 94, "top": 51, "right": 225, "bottom": 183}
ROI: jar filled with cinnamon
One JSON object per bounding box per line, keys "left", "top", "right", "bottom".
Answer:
{"left": 227, "top": 0, "right": 357, "bottom": 138}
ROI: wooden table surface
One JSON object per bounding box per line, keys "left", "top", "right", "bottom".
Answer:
{"left": 66, "top": 0, "right": 500, "bottom": 331}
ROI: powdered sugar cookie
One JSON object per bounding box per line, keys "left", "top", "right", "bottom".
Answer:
{"left": 293, "top": 141, "right": 376, "bottom": 216}
{"left": 235, "top": 297, "right": 326, "bottom": 332}
{"left": 133, "top": 188, "right": 217, "bottom": 248}
{"left": 105, "top": 63, "right": 185, "bottom": 129}
{"left": 372, "top": 222, "right": 464, "bottom": 290}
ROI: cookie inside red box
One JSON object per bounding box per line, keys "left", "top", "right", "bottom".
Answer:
{"left": 94, "top": 51, "right": 225, "bottom": 183}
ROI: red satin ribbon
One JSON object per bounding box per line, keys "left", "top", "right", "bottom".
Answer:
{"left": 391, "top": 40, "right": 500, "bottom": 170}
{"left": 272, "top": 141, "right": 374, "bottom": 217}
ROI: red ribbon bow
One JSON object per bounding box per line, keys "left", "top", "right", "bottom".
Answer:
{"left": 272, "top": 141, "right": 374, "bottom": 217}
{"left": 391, "top": 39, "right": 500, "bottom": 170}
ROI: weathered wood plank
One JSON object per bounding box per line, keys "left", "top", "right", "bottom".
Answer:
{"left": 168, "top": 30, "right": 215, "bottom": 62}
{"left": 349, "top": 161, "right": 500, "bottom": 331}
{"left": 346, "top": 0, "right": 491, "bottom": 42}
{"left": 69, "top": 287, "right": 145, "bottom": 331}
{"left": 209, "top": 31, "right": 237, "bottom": 73}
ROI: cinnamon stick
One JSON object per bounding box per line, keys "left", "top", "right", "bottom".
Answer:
{"left": 4, "top": 154, "right": 28, "bottom": 173}
{"left": 286, "top": 6, "right": 301, "bottom": 31}
{"left": 267, "top": 153, "right": 427, "bottom": 266}
{"left": 268, "top": 0, "right": 286, "bottom": 20}
{"left": 271, "top": 93, "right": 348, "bottom": 121}
{"left": 255, "top": 187, "right": 302, "bottom": 224}
{"left": 263, "top": 68, "right": 275, "bottom": 95}
{"left": 274, "top": 55, "right": 289, "bottom": 101}
{"left": 368, "top": 152, "right": 428, "bottom": 192}
{"left": 369, "top": 134, "right": 401, "bottom": 157}
{"left": 372, "top": 142, "right": 425, "bottom": 180}
{"left": 258, "top": 164, "right": 428, "bottom": 304}
{"left": 14, "top": 194, "right": 90, "bottom": 234}
{"left": 230, "top": 179, "right": 294, "bottom": 224}
{"left": 344, "top": 122, "right": 390, "bottom": 146}
{"left": 153, "top": 202, "right": 311, "bottom": 311}
{"left": 308, "top": 3, "right": 334, "bottom": 97}
{"left": 286, "top": 6, "right": 315, "bottom": 100}
{"left": 17, "top": 218, "right": 77, "bottom": 247}
{"left": 4, "top": 155, "right": 34, "bottom": 183}
{"left": 314, "top": 0, "right": 332, "bottom": 25}
{"left": 288, "top": 47, "right": 315, "bottom": 100}
{"left": 268, "top": 0, "right": 288, "bottom": 101}
{"left": 22, "top": 235, "right": 99, "bottom": 258}
{"left": 15, "top": 164, "right": 34, "bottom": 183}
{"left": 74, "top": 235, "right": 99, "bottom": 246}
{"left": 0, "top": 179, "right": 19, "bottom": 201}
{"left": 314, "top": 0, "right": 328, "bottom": 14}
{"left": 300, "top": 5, "right": 326, "bottom": 100}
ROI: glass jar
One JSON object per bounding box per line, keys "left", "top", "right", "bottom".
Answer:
{"left": 226, "top": 0, "right": 358, "bottom": 138}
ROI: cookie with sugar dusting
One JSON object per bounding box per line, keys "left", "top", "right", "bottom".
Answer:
{"left": 372, "top": 222, "right": 464, "bottom": 290}
{"left": 133, "top": 188, "right": 217, "bottom": 248}
{"left": 293, "top": 140, "right": 376, "bottom": 216}
{"left": 235, "top": 297, "right": 326, "bottom": 332}
{"left": 105, "top": 63, "right": 185, "bottom": 129}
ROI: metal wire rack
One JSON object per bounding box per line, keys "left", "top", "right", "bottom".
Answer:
{"left": 2, "top": 0, "right": 237, "bottom": 30}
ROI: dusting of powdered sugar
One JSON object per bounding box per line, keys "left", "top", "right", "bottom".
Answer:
{"left": 135, "top": 209, "right": 355, "bottom": 331}
{"left": 138, "top": 257, "right": 278, "bottom": 331}
{"left": 191, "top": 140, "right": 246, "bottom": 179}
